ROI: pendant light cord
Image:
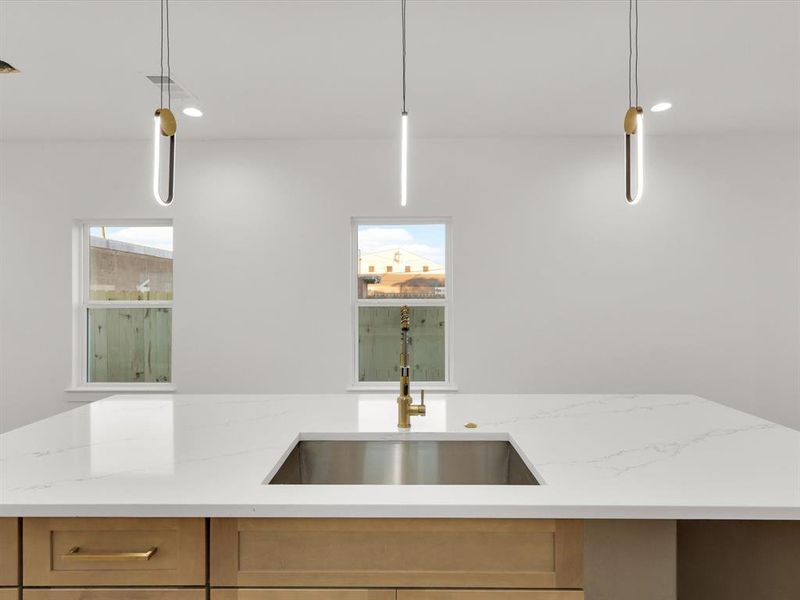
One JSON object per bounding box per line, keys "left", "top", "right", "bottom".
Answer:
{"left": 628, "top": 0, "right": 639, "bottom": 107}
{"left": 160, "top": 0, "right": 164, "bottom": 108}
{"left": 159, "top": 0, "right": 172, "bottom": 110}
{"left": 401, "top": 0, "right": 407, "bottom": 113}
{"left": 635, "top": 0, "right": 639, "bottom": 107}
{"left": 167, "top": 0, "right": 171, "bottom": 109}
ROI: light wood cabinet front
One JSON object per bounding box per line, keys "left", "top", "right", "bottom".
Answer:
{"left": 0, "top": 518, "right": 19, "bottom": 586}
{"left": 23, "top": 518, "right": 205, "bottom": 587}
{"left": 211, "top": 518, "right": 583, "bottom": 589}
{"left": 0, "top": 590, "right": 18, "bottom": 600}
{"left": 24, "top": 591, "right": 205, "bottom": 600}
{"left": 212, "top": 589, "right": 396, "bottom": 600}
{"left": 398, "top": 593, "right": 584, "bottom": 600}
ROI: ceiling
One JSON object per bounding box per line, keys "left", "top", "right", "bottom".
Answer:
{"left": 1, "top": 0, "right": 798, "bottom": 141}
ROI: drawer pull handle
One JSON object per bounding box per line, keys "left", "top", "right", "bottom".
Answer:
{"left": 64, "top": 546, "right": 158, "bottom": 561}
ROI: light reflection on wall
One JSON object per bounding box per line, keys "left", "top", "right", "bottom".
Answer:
{"left": 357, "top": 397, "right": 447, "bottom": 431}
{"left": 90, "top": 400, "right": 175, "bottom": 477}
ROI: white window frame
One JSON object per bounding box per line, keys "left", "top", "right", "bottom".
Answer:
{"left": 349, "top": 217, "right": 456, "bottom": 392}
{"left": 68, "top": 219, "right": 176, "bottom": 393}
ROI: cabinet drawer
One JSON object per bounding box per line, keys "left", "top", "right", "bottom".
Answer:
{"left": 212, "top": 590, "right": 395, "bottom": 600}
{"left": 0, "top": 518, "right": 19, "bottom": 586}
{"left": 0, "top": 590, "right": 17, "bottom": 600}
{"left": 23, "top": 518, "right": 205, "bottom": 586}
{"left": 24, "top": 592, "right": 205, "bottom": 600}
{"left": 399, "top": 593, "right": 583, "bottom": 600}
{"left": 211, "top": 518, "right": 583, "bottom": 589}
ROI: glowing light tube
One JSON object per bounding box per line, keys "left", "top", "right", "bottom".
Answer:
{"left": 153, "top": 115, "right": 162, "bottom": 204}
{"left": 153, "top": 113, "right": 176, "bottom": 206}
{"left": 625, "top": 108, "right": 644, "bottom": 205}
{"left": 401, "top": 111, "right": 408, "bottom": 207}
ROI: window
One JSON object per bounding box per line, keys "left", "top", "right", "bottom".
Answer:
{"left": 368, "top": 265, "right": 375, "bottom": 273}
{"left": 74, "top": 223, "right": 173, "bottom": 389}
{"left": 352, "top": 219, "right": 452, "bottom": 388}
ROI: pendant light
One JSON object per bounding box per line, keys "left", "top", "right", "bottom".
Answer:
{"left": 400, "top": 0, "right": 408, "bottom": 207}
{"left": 624, "top": 0, "right": 643, "bottom": 205}
{"left": 153, "top": 0, "right": 176, "bottom": 206}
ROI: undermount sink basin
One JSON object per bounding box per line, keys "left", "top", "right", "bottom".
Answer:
{"left": 267, "top": 439, "right": 539, "bottom": 485}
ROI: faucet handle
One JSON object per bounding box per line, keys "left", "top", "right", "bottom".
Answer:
{"left": 420, "top": 389, "right": 425, "bottom": 405}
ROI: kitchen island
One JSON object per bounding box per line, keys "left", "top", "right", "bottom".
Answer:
{"left": 1, "top": 394, "right": 798, "bottom": 600}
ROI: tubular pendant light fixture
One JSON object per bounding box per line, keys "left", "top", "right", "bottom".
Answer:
{"left": 153, "top": 0, "right": 177, "bottom": 206}
{"left": 624, "top": 0, "right": 644, "bottom": 205}
{"left": 400, "top": 0, "right": 408, "bottom": 207}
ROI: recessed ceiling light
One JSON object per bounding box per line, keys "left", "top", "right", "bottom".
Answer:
{"left": 651, "top": 102, "right": 672, "bottom": 113}
{"left": 182, "top": 107, "right": 203, "bottom": 118}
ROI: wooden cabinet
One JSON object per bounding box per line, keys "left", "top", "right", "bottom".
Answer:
{"left": 24, "top": 591, "right": 205, "bottom": 600}
{"left": 398, "top": 593, "right": 584, "bottom": 600}
{"left": 0, "top": 519, "right": 19, "bottom": 587}
{"left": 22, "top": 518, "right": 205, "bottom": 587}
{"left": 212, "top": 590, "right": 395, "bottom": 600}
{"left": 12, "top": 516, "right": 585, "bottom": 598}
{"left": 211, "top": 518, "right": 583, "bottom": 589}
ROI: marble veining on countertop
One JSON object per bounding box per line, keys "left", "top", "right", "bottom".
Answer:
{"left": 1, "top": 393, "right": 798, "bottom": 518}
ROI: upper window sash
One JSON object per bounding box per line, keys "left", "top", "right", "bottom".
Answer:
{"left": 81, "top": 222, "right": 173, "bottom": 306}
{"left": 353, "top": 219, "right": 449, "bottom": 303}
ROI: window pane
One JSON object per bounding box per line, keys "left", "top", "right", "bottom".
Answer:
{"left": 357, "top": 223, "right": 446, "bottom": 299}
{"left": 358, "top": 306, "right": 445, "bottom": 382}
{"left": 89, "top": 226, "right": 173, "bottom": 301}
{"left": 88, "top": 308, "right": 172, "bottom": 383}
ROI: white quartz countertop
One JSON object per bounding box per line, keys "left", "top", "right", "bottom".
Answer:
{"left": 1, "top": 394, "right": 798, "bottom": 519}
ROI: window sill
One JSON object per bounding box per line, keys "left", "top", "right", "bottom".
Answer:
{"left": 347, "top": 384, "right": 459, "bottom": 393}
{"left": 65, "top": 384, "right": 177, "bottom": 399}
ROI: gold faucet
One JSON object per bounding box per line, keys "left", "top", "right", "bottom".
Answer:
{"left": 397, "top": 305, "right": 426, "bottom": 429}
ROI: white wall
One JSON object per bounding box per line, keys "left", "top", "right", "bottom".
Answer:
{"left": 1, "top": 135, "right": 798, "bottom": 432}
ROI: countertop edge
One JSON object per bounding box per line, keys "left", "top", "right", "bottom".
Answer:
{"left": 2, "top": 504, "right": 799, "bottom": 520}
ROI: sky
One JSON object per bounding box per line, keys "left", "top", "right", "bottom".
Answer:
{"left": 90, "top": 226, "right": 173, "bottom": 252}
{"left": 358, "top": 224, "right": 446, "bottom": 266}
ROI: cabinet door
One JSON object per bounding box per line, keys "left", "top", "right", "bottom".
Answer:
{"left": 212, "top": 591, "right": 395, "bottom": 600}
{"left": 23, "top": 518, "right": 205, "bottom": 586}
{"left": 211, "top": 518, "right": 583, "bottom": 589}
{"left": 24, "top": 590, "right": 205, "bottom": 600}
{"left": 398, "top": 593, "right": 583, "bottom": 600}
{"left": 0, "top": 518, "right": 19, "bottom": 586}
{"left": 0, "top": 590, "right": 17, "bottom": 600}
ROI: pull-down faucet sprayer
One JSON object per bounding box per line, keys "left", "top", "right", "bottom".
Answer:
{"left": 397, "top": 305, "right": 426, "bottom": 429}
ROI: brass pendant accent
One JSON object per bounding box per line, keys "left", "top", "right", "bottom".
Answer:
{"left": 155, "top": 108, "right": 177, "bottom": 137}
{"left": 624, "top": 106, "right": 642, "bottom": 135}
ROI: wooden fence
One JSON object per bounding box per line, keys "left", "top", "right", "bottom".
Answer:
{"left": 358, "top": 306, "right": 445, "bottom": 382}
{"left": 88, "top": 308, "right": 172, "bottom": 383}
{"left": 88, "top": 301, "right": 440, "bottom": 384}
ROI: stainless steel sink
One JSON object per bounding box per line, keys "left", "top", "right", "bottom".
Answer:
{"left": 267, "top": 439, "right": 539, "bottom": 485}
